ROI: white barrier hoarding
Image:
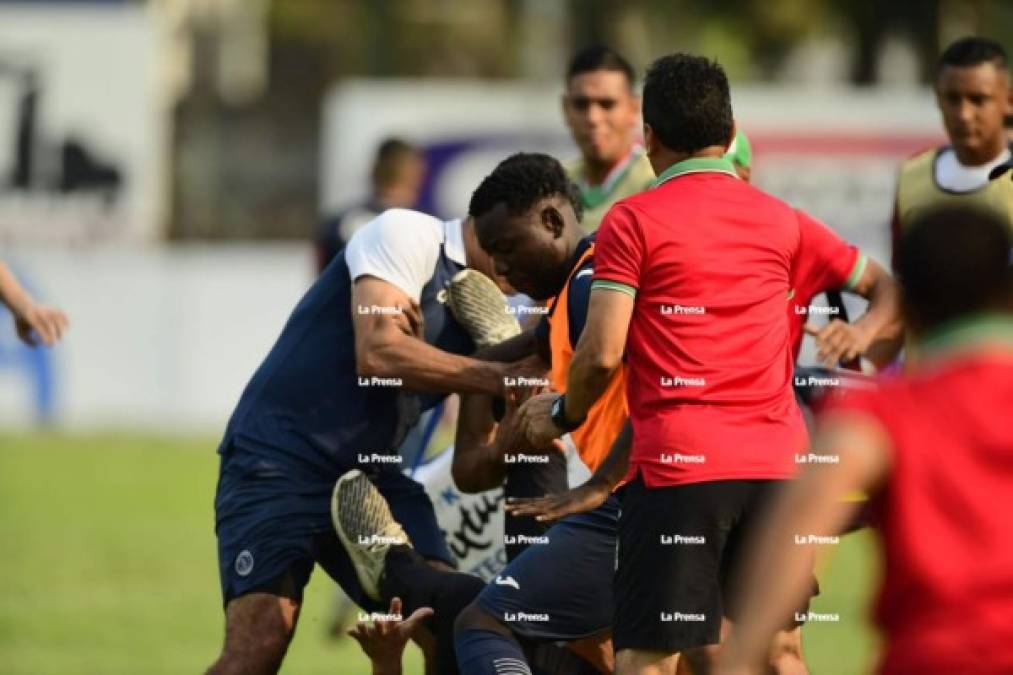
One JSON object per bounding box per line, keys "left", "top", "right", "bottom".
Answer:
{"left": 0, "top": 3, "right": 166, "bottom": 246}
{"left": 0, "top": 245, "right": 314, "bottom": 430}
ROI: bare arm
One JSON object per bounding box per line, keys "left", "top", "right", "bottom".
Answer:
{"left": 472, "top": 328, "right": 538, "bottom": 363}
{"left": 718, "top": 412, "right": 891, "bottom": 674}
{"left": 505, "top": 417, "right": 632, "bottom": 522}
{"left": 452, "top": 392, "right": 507, "bottom": 493}
{"left": 454, "top": 349, "right": 553, "bottom": 493}
{"left": 353, "top": 276, "right": 506, "bottom": 396}
{"left": 807, "top": 257, "right": 904, "bottom": 368}
{"left": 0, "top": 262, "right": 69, "bottom": 347}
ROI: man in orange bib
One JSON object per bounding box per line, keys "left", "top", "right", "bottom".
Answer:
{"left": 451, "top": 153, "right": 627, "bottom": 675}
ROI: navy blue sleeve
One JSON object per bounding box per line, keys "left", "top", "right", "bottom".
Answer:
{"left": 534, "top": 314, "right": 550, "bottom": 353}
{"left": 567, "top": 260, "right": 594, "bottom": 349}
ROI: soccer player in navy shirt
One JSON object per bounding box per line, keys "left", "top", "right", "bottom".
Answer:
{"left": 206, "top": 205, "right": 543, "bottom": 674}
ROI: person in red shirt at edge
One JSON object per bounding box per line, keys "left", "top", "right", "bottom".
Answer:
{"left": 514, "top": 52, "right": 862, "bottom": 675}
{"left": 718, "top": 205, "right": 1013, "bottom": 675}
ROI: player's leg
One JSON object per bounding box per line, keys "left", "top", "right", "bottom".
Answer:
{"left": 454, "top": 495, "right": 620, "bottom": 674}
{"left": 208, "top": 446, "right": 319, "bottom": 675}
{"left": 613, "top": 479, "right": 746, "bottom": 675}
{"left": 768, "top": 627, "right": 807, "bottom": 675}
{"left": 720, "top": 480, "right": 815, "bottom": 675}
{"left": 206, "top": 591, "right": 301, "bottom": 675}
{"left": 328, "top": 469, "right": 485, "bottom": 675}
{"left": 615, "top": 648, "right": 681, "bottom": 675}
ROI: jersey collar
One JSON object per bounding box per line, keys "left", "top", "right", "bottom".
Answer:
{"left": 578, "top": 146, "right": 644, "bottom": 210}
{"left": 652, "top": 156, "right": 738, "bottom": 189}
{"left": 915, "top": 313, "right": 1013, "bottom": 362}
{"left": 444, "top": 219, "right": 467, "bottom": 266}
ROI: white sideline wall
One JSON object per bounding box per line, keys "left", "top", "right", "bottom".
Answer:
{"left": 0, "top": 245, "right": 314, "bottom": 432}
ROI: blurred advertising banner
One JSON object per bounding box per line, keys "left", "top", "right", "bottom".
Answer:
{"left": 323, "top": 81, "right": 945, "bottom": 266}
{"left": 0, "top": 3, "right": 166, "bottom": 246}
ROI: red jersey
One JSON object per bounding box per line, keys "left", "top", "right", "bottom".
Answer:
{"left": 826, "top": 316, "right": 1013, "bottom": 674}
{"left": 788, "top": 213, "right": 865, "bottom": 360}
{"left": 593, "top": 156, "right": 808, "bottom": 487}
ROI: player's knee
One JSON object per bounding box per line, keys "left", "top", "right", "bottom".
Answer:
{"left": 454, "top": 600, "right": 510, "bottom": 637}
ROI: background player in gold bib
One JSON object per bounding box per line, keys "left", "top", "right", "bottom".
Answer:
{"left": 891, "top": 36, "right": 1013, "bottom": 271}
{"left": 562, "top": 47, "right": 752, "bottom": 233}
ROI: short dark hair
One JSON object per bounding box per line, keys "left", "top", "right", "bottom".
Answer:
{"left": 898, "top": 206, "right": 1011, "bottom": 330}
{"left": 469, "top": 153, "right": 582, "bottom": 222}
{"left": 937, "top": 36, "right": 1008, "bottom": 76}
{"left": 372, "top": 137, "right": 420, "bottom": 187}
{"left": 642, "top": 53, "right": 733, "bottom": 154}
{"left": 566, "top": 46, "right": 635, "bottom": 89}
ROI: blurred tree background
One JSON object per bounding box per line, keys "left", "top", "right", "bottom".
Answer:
{"left": 167, "top": 0, "right": 1013, "bottom": 240}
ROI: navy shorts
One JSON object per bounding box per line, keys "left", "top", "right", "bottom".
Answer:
{"left": 214, "top": 440, "right": 454, "bottom": 608}
{"left": 476, "top": 494, "right": 620, "bottom": 641}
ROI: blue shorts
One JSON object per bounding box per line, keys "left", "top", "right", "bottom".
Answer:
{"left": 476, "top": 494, "right": 620, "bottom": 641}
{"left": 214, "top": 439, "right": 454, "bottom": 608}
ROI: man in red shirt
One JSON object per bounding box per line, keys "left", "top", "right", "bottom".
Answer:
{"left": 516, "top": 53, "right": 825, "bottom": 674}
{"left": 718, "top": 205, "right": 1013, "bottom": 675}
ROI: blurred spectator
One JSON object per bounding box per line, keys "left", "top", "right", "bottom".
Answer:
{"left": 0, "top": 262, "right": 68, "bottom": 348}
{"left": 316, "top": 138, "right": 426, "bottom": 272}
{"left": 561, "top": 46, "right": 655, "bottom": 232}
{"left": 890, "top": 36, "right": 1013, "bottom": 270}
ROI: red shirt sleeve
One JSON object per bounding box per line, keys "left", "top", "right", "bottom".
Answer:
{"left": 593, "top": 204, "right": 646, "bottom": 290}
{"left": 793, "top": 209, "right": 861, "bottom": 302}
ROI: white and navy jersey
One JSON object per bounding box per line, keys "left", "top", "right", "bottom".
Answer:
{"left": 219, "top": 209, "right": 475, "bottom": 471}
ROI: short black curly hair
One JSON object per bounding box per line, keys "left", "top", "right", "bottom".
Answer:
{"left": 898, "top": 205, "right": 1011, "bottom": 331}
{"left": 937, "top": 36, "right": 1007, "bottom": 76}
{"left": 468, "top": 153, "right": 583, "bottom": 222}
{"left": 642, "top": 53, "right": 733, "bottom": 154}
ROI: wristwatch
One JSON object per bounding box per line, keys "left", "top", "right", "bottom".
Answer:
{"left": 550, "top": 394, "right": 586, "bottom": 432}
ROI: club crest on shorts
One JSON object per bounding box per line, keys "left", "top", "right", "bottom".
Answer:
{"left": 235, "top": 550, "right": 254, "bottom": 577}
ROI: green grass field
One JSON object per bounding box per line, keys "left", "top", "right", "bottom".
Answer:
{"left": 0, "top": 432, "right": 879, "bottom": 674}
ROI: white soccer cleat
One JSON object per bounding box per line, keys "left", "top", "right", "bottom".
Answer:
{"left": 331, "top": 469, "right": 412, "bottom": 602}
{"left": 446, "top": 269, "right": 522, "bottom": 348}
